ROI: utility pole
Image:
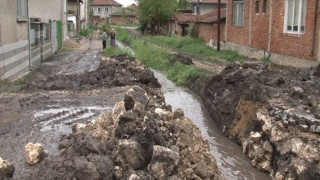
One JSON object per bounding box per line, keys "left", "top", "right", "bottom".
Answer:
{"left": 217, "top": 0, "right": 221, "bottom": 51}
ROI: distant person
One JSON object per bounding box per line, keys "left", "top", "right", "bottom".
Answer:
{"left": 102, "top": 29, "right": 108, "bottom": 49}
{"left": 93, "top": 23, "right": 98, "bottom": 36}
{"left": 140, "top": 24, "right": 145, "bottom": 35}
{"left": 110, "top": 28, "right": 116, "bottom": 47}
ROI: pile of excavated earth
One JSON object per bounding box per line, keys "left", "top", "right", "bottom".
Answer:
{"left": 0, "top": 55, "right": 220, "bottom": 180}
{"left": 189, "top": 62, "right": 320, "bottom": 179}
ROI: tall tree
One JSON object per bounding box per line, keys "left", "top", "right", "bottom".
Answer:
{"left": 178, "top": 0, "right": 190, "bottom": 9}
{"left": 136, "top": 0, "right": 177, "bottom": 34}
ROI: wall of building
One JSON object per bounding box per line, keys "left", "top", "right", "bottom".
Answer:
{"left": 225, "top": 0, "right": 320, "bottom": 65}
{"left": 250, "top": 0, "right": 269, "bottom": 50}
{"left": 110, "top": 16, "right": 138, "bottom": 24}
{"left": 92, "top": 5, "right": 121, "bottom": 19}
{"left": 226, "top": 0, "right": 250, "bottom": 46}
{"left": 0, "top": 0, "right": 29, "bottom": 80}
{"left": 198, "top": 23, "right": 225, "bottom": 43}
{"left": 270, "top": 0, "right": 320, "bottom": 61}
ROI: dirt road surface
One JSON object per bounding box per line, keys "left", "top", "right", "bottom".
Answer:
{"left": 0, "top": 37, "right": 132, "bottom": 179}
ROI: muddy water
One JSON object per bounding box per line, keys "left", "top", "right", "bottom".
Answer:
{"left": 153, "top": 70, "right": 270, "bottom": 180}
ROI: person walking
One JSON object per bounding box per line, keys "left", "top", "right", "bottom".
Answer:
{"left": 93, "top": 23, "right": 98, "bottom": 37}
{"left": 110, "top": 28, "right": 116, "bottom": 48}
{"left": 102, "top": 29, "right": 108, "bottom": 50}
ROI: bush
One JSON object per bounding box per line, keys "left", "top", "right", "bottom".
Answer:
{"left": 79, "top": 28, "right": 93, "bottom": 37}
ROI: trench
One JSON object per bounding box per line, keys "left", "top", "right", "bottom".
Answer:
{"left": 153, "top": 70, "right": 270, "bottom": 180}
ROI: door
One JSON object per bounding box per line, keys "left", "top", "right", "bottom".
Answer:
{"left": 51, "top": 21, "right": 57, "bottom": 53}
{"left": 56, "top": 21, "right": 63, "bottom": 49}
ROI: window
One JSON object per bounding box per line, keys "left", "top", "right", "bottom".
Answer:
{"left": 233, "top": 0, "right": 244, "bottom": 26}
{"left": 17, "top": 0, "right": 27, "bottom": 21}
{"left": 105, "top": 7, "right": 108, "bottom": 12}
{"left": 97, "top": 7, "right": 101, "bottom": 13}
{"left": 263, "top": 0, "right": 267, "bottom": 13}
{"left": 256, "top": 0, "right": 260, "bottom": 13}
{"left": 284, "top": 0, "right": 306, "bottom": 34}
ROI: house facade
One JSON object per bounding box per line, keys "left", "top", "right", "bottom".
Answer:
{"left": 0, "top": 0, "right": 67, "bottom": 80}
{"left": 225, "top": 0, "right": 320, "bottom": 67}
{"left": 91, "top": 0, "right": 122, "bottom": 24}
{"left": 191, "top": 0, "right": 227, "bottom": 15}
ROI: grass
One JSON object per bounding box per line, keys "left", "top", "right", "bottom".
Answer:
{"left": 130, "top": 38, "right": 202, "bottom": 85}
{"left": 150, "top": 36, "right": 247, "bottom": 62}
{"left": 103, "top": 47, "right": 128, "bottom": 57}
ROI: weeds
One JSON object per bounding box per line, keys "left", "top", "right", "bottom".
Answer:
{"left": 150, "top": 36, "right": 247, "bottom": 62}
{"left": 79, "top": 28, "right": 93, "bottom": 37}
{"left": 103, "top": 47, "right": 127, "bottom": 57}
{"left": 130, "top": 38, "right": 202, "bottom": 85}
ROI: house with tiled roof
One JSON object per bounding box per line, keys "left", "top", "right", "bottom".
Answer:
{"left": 190, "top": 0, "right": 226, "bottom": 15}
{"left": 91, "top": 0, "right": 122, "bottom": 23}
{"left": 171, "top": 0, "right": 226, "bottom": 44}
{"left": 110, "top": 8, "right": 138, "bottom": 24}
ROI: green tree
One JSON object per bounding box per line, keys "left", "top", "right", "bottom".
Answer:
{"left": 178, "top": 0, "right": 190, "bottom": 9}
{"left": 137, "top": 0, "right": 177, "bottom": 34}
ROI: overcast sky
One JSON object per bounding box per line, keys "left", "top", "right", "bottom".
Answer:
{"left": 115, "top": 0, "right": 137, "bottom": 7}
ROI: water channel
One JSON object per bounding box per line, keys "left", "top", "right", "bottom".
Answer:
{"left": 153, "top": 70, "right": 270, "bottom": 180}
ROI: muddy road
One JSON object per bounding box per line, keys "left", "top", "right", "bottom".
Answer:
{"left": 0, "top": 38, "right": 134, "bottom": 179}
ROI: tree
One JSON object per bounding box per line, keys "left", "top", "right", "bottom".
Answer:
{"left": 178, "top": 0, "right": 190, "bottom": 9}
{"left": 136, "top": 0, "right": 177, "bottom": 34}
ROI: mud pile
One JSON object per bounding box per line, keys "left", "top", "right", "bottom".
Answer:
{"left": 189, "top": 63, "right": 320, "bottom": 179}
{"left": 27, "top": 86, "right": 220, "bottom": 180}
{"left": 27, "top": 55, "right": 160, "bottom": 90}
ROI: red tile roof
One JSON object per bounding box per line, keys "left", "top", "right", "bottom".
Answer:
{"left": 92, "top": 0, "right": 122, "bottom": 6}
{"left": 176, "top": 9, "right": 226, "bottom": 24}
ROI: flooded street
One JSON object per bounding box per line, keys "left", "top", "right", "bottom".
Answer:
{"left": 153, "top": 70, "right": 270, "bottom": 180}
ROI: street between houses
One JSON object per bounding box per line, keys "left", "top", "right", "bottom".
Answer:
{"left": 0, "top": 30, "right": 320, "bottom": 180}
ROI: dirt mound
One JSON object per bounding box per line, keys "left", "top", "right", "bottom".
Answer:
{"left": 188, "top": 62, "right": 320, "bottom": 179}
{"left": 28, "top": 86, "right": 220, "bottom": 180}
{"left": 169, "top": 53, "right": 194, "bottom": 65}
{"left": 27, "top": 55, "right": 161, "bottom": 90}
{"left": 63, "top": 39, "right": 81, "bottom": 48}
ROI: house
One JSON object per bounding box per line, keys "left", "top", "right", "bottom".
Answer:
{"left": 224, "top": 0, "right": 320, "bottom": 67}
{"left": 0, "top": 0, "right": 67, "bottom": 80}
{"left": 91, "top": 0, "right": 122, "bottom": 24}
{"left": 190, "top": 0, "right": 227, "bottom": 15}
{"left": 110, "top": 9, "right": 138, "bottom": 24}
{"left": 172, "top": 9, "right": 226, "bottom": 42}
{"left": 171, "top": 0, "right": 226, "bottom": 43}
{"left": 68, "top": 0, "right": 88, "bottom": 36}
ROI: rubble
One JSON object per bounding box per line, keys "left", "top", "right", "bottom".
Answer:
{"left": 24, "top": 142, "right": 44, "bottom": 165}
{"left": 0, "top": 157, "right": 15, "bottom": 179}
{"left": 28, "top": 86, "right": 220, "bottom": 179}
{"left": 188, "top": 62, "right": 320, "bottom": 179}
{"left": 27, "top": 55, "right": 161, "bottom": 90}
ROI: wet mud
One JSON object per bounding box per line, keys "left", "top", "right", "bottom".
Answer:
{"left": 188, "top": 62, "right": 320, "bottom": 179}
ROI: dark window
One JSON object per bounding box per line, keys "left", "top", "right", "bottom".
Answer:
{"left": 263, "top": 0, "right": 267, "bottom": 13}
{"left": 256, "top": 0, "right": 260, "bottom": 13}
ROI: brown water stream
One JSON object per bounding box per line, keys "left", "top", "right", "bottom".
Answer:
{"left": 153, "top": 70, "right": 270, "bottom": 180}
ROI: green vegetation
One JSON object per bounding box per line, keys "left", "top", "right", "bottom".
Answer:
{"left": 150, "top": 36, "right": 247, "bottom": 62}
{"left": 261, "top": 57, "right": 271, "bottom": 63}
{"left": 130, "top": 38, "right": 202, "bottom": 85}
{"left": 79, "top": 28, "right": 93, "bottom": 37}
{"left": 136, "top": 0, "right": 177, "bottom": 33}
{"left": 103, "top": 47, "right": 127, "bottom": 57}
{"left": 116, "top": 28, "right": 133, "bottom": 45}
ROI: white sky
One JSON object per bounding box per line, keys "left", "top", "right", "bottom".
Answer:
{"left": 115, "top": 0, "right": 137, "bottom": 7}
